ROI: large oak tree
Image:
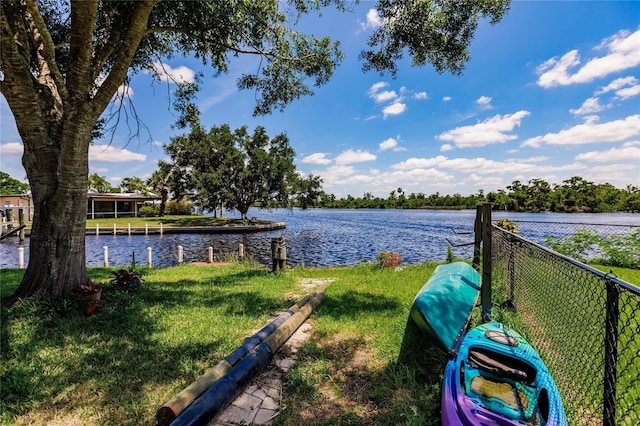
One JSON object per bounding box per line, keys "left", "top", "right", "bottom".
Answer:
{"left": 1, "top": 0, "right": 510, "bottom": 306}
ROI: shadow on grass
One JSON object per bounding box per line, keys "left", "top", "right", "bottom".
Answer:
{"left": 316, "top": 290, "right": 401, "bottom": 319}
{"left": 0, "top": 267, "right": 295, "bottom": 425}
{"left": 276, "top": 315, "right": 448, "bottom": 426}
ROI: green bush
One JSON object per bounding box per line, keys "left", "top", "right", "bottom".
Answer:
{"left": 496, "top": 218, "right": 519, "bottom": 233}
{"left": 446, "top": 244, "right": 455, "bottom": 262}
{"left": 166, "top": 197, "right": 192, "bottom": 215}
{"left": 545, "top": 228, "right": 640, "bottom": 269}
{"left": 138, "top": 205, "right": 156, "bottom": 217}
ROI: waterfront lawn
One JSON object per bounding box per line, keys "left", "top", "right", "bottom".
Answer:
{"left": 85, "top": 215, "right": 269, "bottom": 228}
{"left": 0, "top": 261, "right": 447, "bottom": 426}
{"left": 0, "top": 263, "right": 301, "bottom": 425}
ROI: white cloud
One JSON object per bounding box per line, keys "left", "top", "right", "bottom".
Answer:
{"left": 374, "top": 90, "right": 398, "bottom": 104}
{"left": 382, "top": 102, "right": 406, "bottom": 118}
{"left": 574, "top": 145, "right": 640, "bottom": 162}
{"left": 440, "top": 144, "right": 454, "bottom": 152}
{"left": 569, "top": 97, "right": 611, "bottom": 116}
{"left": 413, "top": 91, "right": 428, "bottom": 100}
{"left": 379, "top": 138, "right": 398, "bottom": 151}
{"left": 536, "top": 29, "right": 640, "bottom": 88}
{"left": 615, "top": 84, "right": 640, "bottom": 100}
{"left": 437, "top": 110, "right": 530, "bottom": 148}
{"left": 149, "top": 62, "right": 195, "bottom": 84}
{"left": 301, "top": 152, "right": 332, "bottom": 165}
{"left": 522, "top": 114, "right": 640, "bottom": 147}
{"left": 506, "top": 156, "right": 549, "bottom": 164}
{"left": 476, "top": 95, "right": 493, "bottom": 109}
{"left": 391, "top": 155, "right": 585, "bottom": 176}
{"left": 89, "top": 144, "right": 147, "bottom": 162}
{"left": 595, "top": 76, "right": 638, "bottom": 94}
{"left": 360, "top": 8, "right": 382, "bottom": 31}
{"left": 0, "top": 142, "right": 23, "bottom": 154}
{"left": 335, "top": 149, "right": 376, "bottom": 165}
{"left": 367, "top": 82, "right": 398, "bottom": 103}
{"left": 443, "top": 96, "right": 452, "bottom": 102}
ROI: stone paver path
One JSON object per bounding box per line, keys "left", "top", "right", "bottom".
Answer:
{"left": 210, "top": 322, "right": 314, "bottom": 425}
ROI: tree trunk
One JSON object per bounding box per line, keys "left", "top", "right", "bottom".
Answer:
{"left": 0, "top": 0, "right": 156, "bottom": 307}
{"left": 6, "top": 186, "right": 89, "bottom": 305}
{"left": 3, "top": 124, "right": 91, "bottom": 307}
{"left": 159, "top": 186, "right": 168, "bottom": 217}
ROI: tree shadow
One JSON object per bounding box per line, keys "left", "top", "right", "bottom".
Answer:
{"left": 316, "top": 290, "right": 401, "bottom": 319}
{"left": 278, "top": 317, "right": 449, "bottom": 426}
{"left": 0, "top": 268, "right": 297, "bottom": 425}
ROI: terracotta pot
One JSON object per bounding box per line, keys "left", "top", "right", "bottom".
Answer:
{"left": 81, "top": 286, "right": 102, "bottom": 301}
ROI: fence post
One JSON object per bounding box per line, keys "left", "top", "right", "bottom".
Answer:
{"left": 506, "top": 233, "right": 517, "bottom": 311}
{"left": 271, "top": 237, "right": 286, "bottom": 272}
{"left": 96, "top": 224, "right": 100, "bottom": 236}
{"left": 238, "top": 243, "right": 244, "bottom": 261}
{"left": 113, "top": 223, "right": 117, "bottom": 236}
{"left": 178, "top": 245, "right": 183, "bottom": 264}
{"left": 18, "top": 209, "right": 25, "bottom": 241}
{"left": 208, "top": 247, "right": 214, "bottom": 263}
{"left": 473, "top": 205, "right": 482, "bottom": 270}
{"left": 603, "top": 278, "right": 620, "bottom": 426}
{"left": 103, "top": 246, "right": 109, "bottom": 267}
{"left": 147, "top": 247, "right": 153, "bottom": 268}
{"left": 18, "top": 247, "right": 24, "bottom": 269}
{"left": 480, "top": 203, "right": 492, "bottom": 322}
{"left": 160, "top": 222, "right": 163, "bottom": 236}
{"left": 128, "top": 223, "right": 131, "bottom": 236}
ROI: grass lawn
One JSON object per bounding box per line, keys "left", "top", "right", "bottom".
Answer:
{"left": 85, "top": 215, "right": 272, "bottom": 228}
{"left": 4, "top": 215, "right": 275, "bottom": 232}
{"left": 0, "top": 261, "right": 447, "bottom": 426}
{"left": 3, "top": 261, "right": 637, "bottom": 426}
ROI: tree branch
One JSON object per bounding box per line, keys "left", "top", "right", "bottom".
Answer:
{"left": 24, "top": 0, "right": 67, "bottom": 101}
{"left": 24, "top": 0, "right": 64, "bottom": 118}
{"left": 91, "top": 0, "right": 159, "bottom": 116}
{"left": 67, "top": 0, "right": 98, "bottom": 102}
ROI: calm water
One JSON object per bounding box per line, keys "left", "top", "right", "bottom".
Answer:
{"left": 1, "top": 209, "right": 637, "bottom": 269}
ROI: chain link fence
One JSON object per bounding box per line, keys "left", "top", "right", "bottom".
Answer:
{"left": 492, "top": 224, "right": 639, "bottom": 425}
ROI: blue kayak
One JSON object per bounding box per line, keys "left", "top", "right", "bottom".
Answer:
{"left": 410, "top": 262, "right": 481, "bottom": 354}
{"left": 441, "top": 322, "right": 568, "bottom": 426}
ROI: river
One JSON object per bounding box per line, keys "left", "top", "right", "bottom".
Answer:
{"left": 0, "top": 209, "right": 637, "bottom": 269}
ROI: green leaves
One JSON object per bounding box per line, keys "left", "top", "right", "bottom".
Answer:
{"left": 163, "top": 124, "right": 299, "bottom": 218}
{"left": 545, "top": 228, "right": 640, "bottom": 269}
{"left": 360, "top": 0, "right": 511, "bottom": 77}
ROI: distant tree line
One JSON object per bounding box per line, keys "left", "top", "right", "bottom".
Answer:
{"left": 312, "top": 177, "right": 640, "bottom": 212}
{"left": 3, "top": 169, "right": 638, "bottom": 214}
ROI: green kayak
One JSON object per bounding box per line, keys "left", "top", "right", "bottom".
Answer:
{"left": 410, "top": 262, "right": 481, "bottom": 354}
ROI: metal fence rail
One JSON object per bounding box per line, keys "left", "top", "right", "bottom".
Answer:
{"left": 492, "top": 225, "right": 639, "bottom": 426}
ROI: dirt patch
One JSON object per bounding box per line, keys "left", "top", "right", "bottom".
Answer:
{"left": 285, "top": 333, "right": 384, "bottom": 425}
{"left": 298, "top": 278, "right": 335, "bottom": 292}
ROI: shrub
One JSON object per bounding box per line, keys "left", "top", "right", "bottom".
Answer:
{"left": 446, "top": 244, "right": 455, "bottom": 263}
{"left": 545, "top": 228, "right": 640, "bottom": 269}
{"left": 496, "top": 218, "right": 519, "bottom": 233}
{"left": 378, "top": 251, "right": 402, "bottom": 268}
{"left": 166, "top": 197, "right": 192, "bottom": 215}
{"left": 138, "top": 205, "right": 156, "bottom": 217}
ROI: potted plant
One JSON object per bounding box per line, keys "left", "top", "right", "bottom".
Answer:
{"left": 72, "top": 279, "right": 102, "bottom": 301}
{"left": 110, "top": 268, "right": 143, "bottom": 291}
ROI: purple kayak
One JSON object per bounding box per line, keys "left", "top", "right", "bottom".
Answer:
{"left": 441, "top": 322, "right": 568, "bottom": 426}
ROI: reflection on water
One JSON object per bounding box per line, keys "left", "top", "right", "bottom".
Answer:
{"left": 1, "top": 209, "right": 637, "bottom": 269}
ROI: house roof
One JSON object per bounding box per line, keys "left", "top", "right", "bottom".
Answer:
{"left": 87, "top": 192, "right": 160, "bottom": 200}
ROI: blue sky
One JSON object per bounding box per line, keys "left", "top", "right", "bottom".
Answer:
{"left": 1, "top": 1, "right": 639, "bottom": 198}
